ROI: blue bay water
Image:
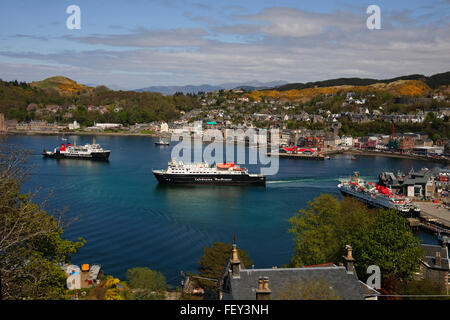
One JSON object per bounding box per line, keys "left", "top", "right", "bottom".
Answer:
{"left": 3, "top": 134, "right": 442, "bottom": 285}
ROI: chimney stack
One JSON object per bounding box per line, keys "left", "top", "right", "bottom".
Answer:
{"left": 442, "top": 236, "right": 448, "bottom": 249}
{"left": 256, "top": 277, "right": 271, "bottom": 300}
{"left": 435, "top": 251, "right": 442, "bottom": 267}
{"left": 257, "top": 277, "right": 263, "bottom": 290}
{"left": 230, "top": 240, "right": 241, "bottom": 278}
{"left": 343, "top": 245, "right": 355, "bottom": 273}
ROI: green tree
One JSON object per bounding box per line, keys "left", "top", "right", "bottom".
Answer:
{"left": 288, "top": 194, "right": 344, "bottom": 267}
{"left": 0, "top": 146, "right": 85, "bottom": 299}
{"left": 401, "top": 279, "right": 449, "bottom": 300}
{"left": 288, "top": 194, "right": 422, "bottom": 282}
{"left": 126, "top": 267, "right": 166, "bottom": 300}
{"left": 356, "top": 209, "right": 422, "bottom": 280}
{"left": 196, "top": 241, "right": 253, "bottom": 297}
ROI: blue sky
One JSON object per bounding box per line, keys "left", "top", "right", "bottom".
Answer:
{"left": 0, "top": 0, "right": 449, "bottom": 89}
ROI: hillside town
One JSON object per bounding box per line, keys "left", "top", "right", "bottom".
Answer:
{"left": 1, "top": 87, "right": 449, "bottom": 163}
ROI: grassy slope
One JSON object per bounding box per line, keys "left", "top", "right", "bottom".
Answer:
{"left": 31, "top": 76, "right": 93, "bottom": 95}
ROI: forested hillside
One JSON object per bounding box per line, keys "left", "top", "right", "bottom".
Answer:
{"left": 275, "top": 72, "right": 450, "bottom": 91}
{"left": 0, "top": 77, "right": 199, "bottom": 125}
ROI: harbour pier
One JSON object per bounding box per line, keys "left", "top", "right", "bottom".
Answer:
{"left": 410, "top": 201, "right": 450, "bottom": 234}
{"left": 268, "top": 152, "right": 326, "bottom": 160}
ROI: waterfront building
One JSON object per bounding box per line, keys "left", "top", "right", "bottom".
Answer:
{"left": 94, "top": 123, "right": 122, "bottom": 130}
{"left": 279, "top": 132, "right": 292, "bottom": 146}
{"left": 69, "top": 120, "right": 80, "bottom": 130}
{"left": 16, "top": 120, "right": 61, "bottom": 132}
{"left": 398, "top": 136, "right": 415, "bottom": 152}
{"left": 160, "top": 122, "right": 169, "bottom": 133}
{"left": 219, "top": 242, "right": 378, "bottom": 300}
{"left": 304, "top": 136, "right": 325, "bottom": 149}
{"left": 414, "top": 139, "right": 434, "bottom": 148}
{"left": 412, "top": 146, "right": 444, "bottom": 156}
{"left": 379, "top": 167, "right": 449, "bottom": 199}
{"left": 341, "top": 136, "right": 353, "bottom": 147}
{"left": 4, "top": 119, "right": 17, "bottom": 131}
{"left": 324, "top": 136, "right": 341, "bottom": 149}
{"left": 85, "top": 126, "right": 103, "bottom": 132}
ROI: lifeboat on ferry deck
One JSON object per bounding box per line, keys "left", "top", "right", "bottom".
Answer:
{"left": 60, "top": 144, "right": 66, "bottom": 152}
{"left": 217, "top": 163, "right": 235, "bottom": 169}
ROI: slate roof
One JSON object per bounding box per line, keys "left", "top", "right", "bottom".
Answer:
{"left": 359, "top": 281, "right": 380, "bottom": 298}
{"left": 403, "top": 177, "right": 429, "bottom": 185}
{"left": 222, "top": 266, "right": 365, "bottom": 300}
{"left": 420, "top": 244, "right": 450, "bottom": 271}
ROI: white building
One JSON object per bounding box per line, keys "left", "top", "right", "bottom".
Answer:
{"left": 95, "top": 123, "right": 122, "bottom": 129}
{"left": 68, "top": 120, "right": 80, "bottom": 130}
{"left": 160, "top": 122, "right": 169, "bottom": 133}
{"left": 341, "top": 136, "right": 353, "bottom": 147}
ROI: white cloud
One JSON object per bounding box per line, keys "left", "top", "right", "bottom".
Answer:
{"left": 65, "top": 27, "right": 210, "bottom": 48}
{"left": 0, "top": 6, "right": 449, "bottom": 88}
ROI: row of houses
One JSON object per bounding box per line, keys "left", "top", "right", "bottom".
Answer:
{"left": 5, "top": 120, "right": 81, "bottom": 132}
{"left": 355, "top": 133, "right": 449, "bottom": 155}
{"left": 26, "top": 103, "right": 121, "bottom": 114}
{"left": 3, "top": 115, "right": 450, "bottom": 156}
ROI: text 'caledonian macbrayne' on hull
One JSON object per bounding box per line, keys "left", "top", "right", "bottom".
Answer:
{"left": 153, "top": 159, "right": 266, "bottom": 186}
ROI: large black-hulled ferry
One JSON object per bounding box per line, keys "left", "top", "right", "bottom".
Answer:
{"left": 42, "top": 141, "right": 110, "bottom": 161}
{"left": 153, "top": 159, "right": 266, "bottom": 186}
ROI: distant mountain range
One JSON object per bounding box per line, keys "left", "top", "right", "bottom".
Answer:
{"left": 135, "top": 80, "right": 289, "bottom": 95}
{"left": 134, "top": 72, "right": 450, "bottom": 95}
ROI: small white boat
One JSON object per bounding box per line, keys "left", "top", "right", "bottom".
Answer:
{"left": 155, "top": 139, "right": 170, "bottom": 146}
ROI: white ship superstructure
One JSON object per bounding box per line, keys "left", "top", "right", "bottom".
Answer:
{"left": 43, "top": 140, "right": 110, "bottom": 161}
{"left": 337, "top": 172, "right": 420, "bottom": 213}
{"left": 153, "top": 159, "right": 265, "bottom": 185}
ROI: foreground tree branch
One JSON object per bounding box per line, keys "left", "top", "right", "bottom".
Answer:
{"left": 0, "top": 143, "right": 85, "bottom": 300}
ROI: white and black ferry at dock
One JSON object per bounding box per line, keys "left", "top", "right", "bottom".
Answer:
{"left": 42, "top": 140, "right": 110, "bottom": 161}
{"left": 337, "top": 172, "right": 420, "bottom": 214}
{"left": 153, "top": 159, "right": 266, "bottom": 186}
